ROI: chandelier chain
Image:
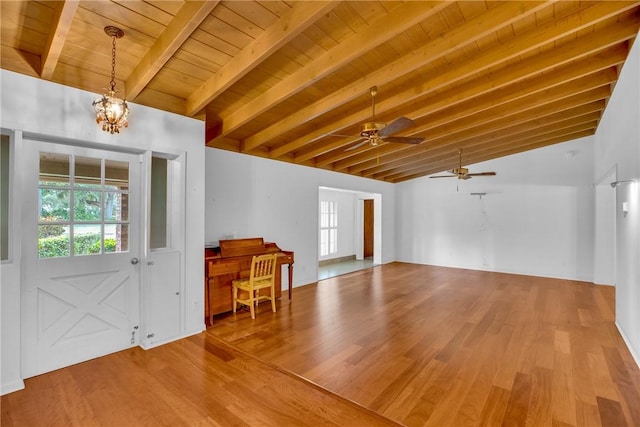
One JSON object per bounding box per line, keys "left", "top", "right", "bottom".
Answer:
{"left": 110, "top": 35, "right": 117, "bottom": 92}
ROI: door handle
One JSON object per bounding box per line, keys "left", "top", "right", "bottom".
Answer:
{"left": 131, "top": 257, "right": 139, "bottom": 265}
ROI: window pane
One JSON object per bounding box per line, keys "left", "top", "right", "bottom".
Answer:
{"left": 150, "top": 157, "right": 167, "bottom": 249}
{"left": 39, "top": 188, "right": 70, "bottom": 221}
{"left": 73, "top": 224, "right": 102, "bottom": 255}
{"left": 330, "top": 229, "right": 337, "bottom": 253}
{"left": 105, "top": 159, "right": 128, "bottom": 190}
{"left": 39, "top": 225, "right": 70, "bottom": 258}
{"left": 74, "top": 190, "right": 102, "bottom": 221}
{"left": 75, "top": 156, "right": 101, "bottom": 188}
{"left": 106, "top": 223, "right": 129, "bottom": 253}
{"left": 320, "top": 229, "right": 328, "bottom": 256}
{"left": 105, "top": 192, "right": 128, "bottom": 221}
{"left": 39, "top": 152, "right": 70, "bottom": 187}
{"left": 1, "top": 135, "right": 8, "bottom": 260}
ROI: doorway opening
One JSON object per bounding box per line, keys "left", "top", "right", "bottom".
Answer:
{"left": 317, "top": 187, "right": 381, "bottom": 280}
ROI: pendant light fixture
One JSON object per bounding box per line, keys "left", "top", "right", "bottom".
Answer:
{"left": 93, "top": 26, "right": 130, "bottom": 134}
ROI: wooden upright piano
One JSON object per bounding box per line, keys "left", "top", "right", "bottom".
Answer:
{"left": 204, "top": 237, "right": 294, "bottom": 324}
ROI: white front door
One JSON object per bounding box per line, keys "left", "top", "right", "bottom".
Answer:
{"left": 22, "top": 140, "right": 142, "bottom": 378}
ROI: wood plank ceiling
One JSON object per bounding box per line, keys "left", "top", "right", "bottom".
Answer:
{"left": 2, "top": 1, "right": 639, "bottom": 182}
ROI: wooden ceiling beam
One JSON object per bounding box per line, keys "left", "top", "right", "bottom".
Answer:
{"left": 206, "top": 1, "right": 450, "bottom": 145}
{"left": 388, "top": 126, "right": 595, "bottom": 182}
{"left": 126, "top": 1, "right": 219, "bottom": 101}
{"left": 40, "top": 0, "right": 79, "bottom": 80}
{"left": 283, "top": 1, "right": 639, "bottom": 164}
{"left": 187, "top": 1, "right": 337, "bottom": 117}
{"left": 363, "top": 106, "right": 604, "bottom": 177}
{"left": 384, "top": 130, "right": 593, "bottom": 184}
{"left": 338, "top": 79, "right": 613, "bottom": 178}
{"left": 357, "top": 101, "right": 605, "bottom": 177}
{"left": 336, "top": 84, "right": 610, "bottom": 174}
{"left": 247, "top": 1, "right": 550, "bottom": 154}
{"left": 370, "top": 114, "right": 601, "bottom": 180}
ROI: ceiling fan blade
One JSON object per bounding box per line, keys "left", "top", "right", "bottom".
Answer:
{"left": 379, "top": 116, "right": 415, "bottom": 137}
{"left": 429, "top": 174, "right": 457, "bottom": 179}
{"left": 466, "top": 172, "right": 496, "bottom": 176}
{"left": 382, "top": 136, "right": 424, "bottom": 144}
{"left": 344, "top": 139, "right": 368, "bottom": 151}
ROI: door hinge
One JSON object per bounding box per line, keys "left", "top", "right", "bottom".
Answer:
{"left": 131, "top": 325, "right": 139, "bottom": 344}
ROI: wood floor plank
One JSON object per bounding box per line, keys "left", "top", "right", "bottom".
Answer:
{"left": 596, "top": 396, "right": 627, "bottom": 427}
{"left": 502, "top": 372, "right": 532, "bottom": 426}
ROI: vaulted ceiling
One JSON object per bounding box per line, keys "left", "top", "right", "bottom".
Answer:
{"left": 2, "top": 1, "right": 639, "bottom": 182}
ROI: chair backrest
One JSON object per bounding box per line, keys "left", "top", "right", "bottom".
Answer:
{"left": 250, "top": 254, "right": 278, "bottom": 283}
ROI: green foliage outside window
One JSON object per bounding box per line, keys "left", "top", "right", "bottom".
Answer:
{"left": 38, "top": 234, "right": 116, "bottom": 258}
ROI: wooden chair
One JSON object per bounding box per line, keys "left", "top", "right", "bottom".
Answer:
{"left": 232, "top": 254, "right": 278, "bottom": 319}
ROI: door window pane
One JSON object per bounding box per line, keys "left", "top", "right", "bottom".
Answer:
{"left": 74, "top": 190, "right": 102, "bottom": 221}
{"left": 105, "top": 192, "right": 128, "bottom": 221}
{"left": 112, "top": 224, "right": 129, "bottom": 252}
{"left": 39, "top": 152, "right": 70, "bottom": 186}
{"left": 39, "top": 188, "right": 70, "bottom": 221}
{"left": 73, "top": 224, "right": 102, "bottom": 255}
{"left": 75, "top": 156, "right": 101, "bottom": 188}
{"left": 105, "top": 159, "right": 128, "bottom": 190}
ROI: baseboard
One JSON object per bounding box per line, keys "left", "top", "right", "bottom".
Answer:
{"left": 319, "top": 255, "right": 356, "bottom": 266}
{"left": 615, "top": 321, "right": 640, "bottom": 369}
{"left": 1, "top": 379, "right": 25, "bottom": 396}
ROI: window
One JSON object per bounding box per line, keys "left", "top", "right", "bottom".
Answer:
{"left": 1, "top": 134, "right": 9, "bottom": 261}
{"left": 320, "top": 200, "right": 337, "bottom": 256}
{"left": 150, "top": 156, "right": 168, "bottom": 249}
{"left": 38, "top": 153, "right": 130, "bottom": 258}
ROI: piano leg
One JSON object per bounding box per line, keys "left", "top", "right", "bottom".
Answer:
{"left": 288, "top": 264, "right": 293, "bottom": 300}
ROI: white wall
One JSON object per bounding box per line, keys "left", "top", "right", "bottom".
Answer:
{"left": 204, "top": 148, "right": 395, "bottom": 287}
{"left": 396, "top": 136, "right": 595, "bottom": 281}
{"left": 318, "top": 188, "right": 356, "bottom": 261}
{"left": 594, "top": 36, "right": 640, "bottom": 365}
{"left": 0, "top": 70, "right": 205, "bottom": 394}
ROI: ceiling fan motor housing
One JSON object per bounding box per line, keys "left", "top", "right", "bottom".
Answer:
{"left": 360, "top": 122, "right": 386, "bottom": 137}
{"left": 452, "top": 167, "right": 469, "bottom": 175}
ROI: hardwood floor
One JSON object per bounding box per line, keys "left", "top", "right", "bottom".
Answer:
{"left": 209, "top": 263, "right": 640, "bottom": 427}
{"left": 3, "top": 263, "right": 639, "bottom": 426}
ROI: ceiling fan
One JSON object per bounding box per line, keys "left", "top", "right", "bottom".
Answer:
{"left": 343, "top": 86, "right": 425, "bottom": 151}
{"left": 429, "top": 149, "right": 496, "bottom": 180}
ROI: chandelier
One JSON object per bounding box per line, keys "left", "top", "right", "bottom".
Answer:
{"left": 93, "top": 26, "right": 129, "bottom": 134}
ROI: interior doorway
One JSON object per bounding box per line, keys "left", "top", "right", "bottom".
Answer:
{"left": 317, "top": 187, "right": 381, "bottom": 280}
{"left": 363, "top": 199, "right": 374, "bottom": 259}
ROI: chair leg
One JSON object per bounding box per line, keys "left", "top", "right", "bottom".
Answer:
{"left": 233, "top": 286, "right": 238, "bottom": 313}
{"left": 271, "top": 285, "right": 276, "bottom": 313}
{"left": 249, "top": 289, "right": 256, "bottom": 319}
